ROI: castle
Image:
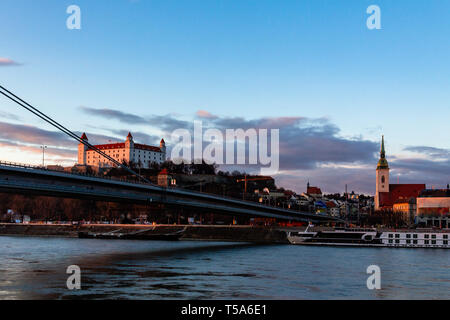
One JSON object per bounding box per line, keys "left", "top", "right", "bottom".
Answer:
{"left": 77, "top": 132, "right": 166, "bottom": 168}
{"left": 374, "top": 136, "right": 425, "bottom": 211}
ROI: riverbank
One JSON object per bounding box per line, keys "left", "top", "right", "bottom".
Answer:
{"left": 0, "top": 223, "right": 289, "bottom": 243}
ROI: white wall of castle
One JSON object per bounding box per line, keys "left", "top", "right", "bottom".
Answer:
{"left": 78, "top": 140, "right": 166, "bottom": 168}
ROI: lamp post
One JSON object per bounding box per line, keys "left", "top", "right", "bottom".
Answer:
{"left": 40, "top": 145, "right": 47, "bottom": 167}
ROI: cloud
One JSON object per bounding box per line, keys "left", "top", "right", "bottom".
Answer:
{"left": 74, "top": 131, "right": 123, "bottom": 145}
{"left": 403, "top": 146, "right": 450, "bottom": 158}
{"left": 0, "top": 140, "right": 76, "bottom": 160}
{"left": 80, "top": 106, "right": 147, "bottom": 124}
{"left": 80, "top": 106, "right": 190, "bottom": 133}
{"left": 0, "top": 121, "right": 74, "bottom": 147}
{"left": 145, "top": 115, "right": 191, "bottom": 133}
{"left": 0, "top": 58, "right": 21, "bottom": 66}
{"left": 109, "top": 129, "right": 161, "bottom": 145}
{"left": 0, "top": 111, "right": 21, "bottom": 121}
{"left": 391, "top": 158, "right": 450, "bottom": 177}
{"left": 203, "top": 115, "right": 378, "bottom": 170}
{"left": 196, "top": 110, "right": 218, "bottom": 119}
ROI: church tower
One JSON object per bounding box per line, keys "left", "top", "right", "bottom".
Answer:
{"left": 77, "top": 133, "right": 88, "bottom": 165}
{"left": 375, "top": 135, "right": 390, "bottom": 210}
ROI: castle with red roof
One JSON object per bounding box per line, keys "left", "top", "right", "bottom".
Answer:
{"left": 77, "top": 132, "right": 166, "bottom": 168}
{"left": 374, "top": 136, "right": 426, "bottom": 211}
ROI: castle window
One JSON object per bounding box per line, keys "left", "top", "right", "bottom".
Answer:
{"left": 381, "top": 176, "right": 385, "bottom": 183}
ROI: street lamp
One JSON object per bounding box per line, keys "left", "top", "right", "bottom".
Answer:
{"left": 40, "top": 145, "right": 47, "bottom": 167}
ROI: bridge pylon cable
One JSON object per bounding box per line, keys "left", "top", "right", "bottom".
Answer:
{"left": 0, "top": 85, "right": 151, "bottom": 184}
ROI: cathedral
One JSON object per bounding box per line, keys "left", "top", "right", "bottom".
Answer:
{"left": 374, "top": 136, "right": 425, "bottom": 211}
{"left": 77, "top": 132, "right": 166, "bottom": 168}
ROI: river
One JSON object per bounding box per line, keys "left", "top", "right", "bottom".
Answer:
{"left": 0, "top": 236, "right": 448, "bottom": 299}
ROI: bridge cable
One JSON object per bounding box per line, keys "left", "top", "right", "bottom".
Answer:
{"left": 0, "top": 85, "right": 151, "bottom": 184}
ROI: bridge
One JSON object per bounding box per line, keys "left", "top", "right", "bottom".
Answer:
{"left": 0, "top": 161, "right": 338, "bottom": 223}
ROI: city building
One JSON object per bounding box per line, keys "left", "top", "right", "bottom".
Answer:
{"left": 157, "top": 169, "right": 176, "bottom": 187}
{"left": 77, "top": 132, "right": 166, "bottom": 168}
{"left": 374, "top": 136, "right": 426, "bottom": 211}
{"left": 306, "top": 182, "right": 322, "bottom": 199}
{"left": 393, "top": 198, "right": 417, "bottom": 225}
{"left": 326, "top": 200, "right": 340, "bottom": 217}
{"left": 416, "top": 188, "right": 450, "bottom": 228}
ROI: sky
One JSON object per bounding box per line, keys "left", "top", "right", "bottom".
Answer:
{"left": 0, "top": 0, "right": 449, "bottom": 195}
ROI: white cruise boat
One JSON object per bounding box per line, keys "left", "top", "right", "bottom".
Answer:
{"left": 287, "top": 227, "right": 450, "bottom": 248}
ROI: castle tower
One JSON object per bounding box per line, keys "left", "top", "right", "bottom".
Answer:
{"left": 77, "top": 133, "right": 88, "bottom": 165}
{"left": 160, "top": 138, "right": 166, "bottom": 161}
{"left": 125, "top": 132, "right": 134, "bottom": 165}
{"left": 375, "top": 135, "right": 390, "bottom": 210}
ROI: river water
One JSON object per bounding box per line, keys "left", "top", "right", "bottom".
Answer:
{"left": 0, "top": 236, "right": 448, "bottom": 300}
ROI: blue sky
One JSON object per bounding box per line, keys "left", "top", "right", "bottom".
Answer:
{"left": 1, "top": 0, "right": 449, "bottom": 194}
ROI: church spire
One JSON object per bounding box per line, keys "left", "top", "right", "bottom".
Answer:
{"left": 377, "top": 135, "right": 389, "bottom": 169}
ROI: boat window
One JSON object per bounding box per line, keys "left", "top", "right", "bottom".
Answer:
{"left": 431, "top": 234, "right": 436, "bottom": 239}
{"left": 388, "top": 234, "right": 393, "bottom": 238}
{"left": 406, "top": 234, "right": 411, "bottom": 238}
{"left": 444, "top": 235, "right": 448, "bottom": 239}
{"left": 406, "top": 240, "right": 411, "bottom": 244}
{"left": 425, "top": 240, "right": 429, "bottom": 245}
{"left": 413, "top": 240, "right": 418, "bottom": 244}
{"left": 425, "top": 234, "right": 429, "bottom": 239}
{"left": 395, "top": 234, "right": 400, "bottom": 238}
{"left": 444, "top": 241, "right": 448, "bottom": 245}
{"left": 395, "top": 239, "right": 400, "bottom": 244}
{"left": 413, "top": 234, "right": 418, "bottom": 238}
{"left": 431, "top": 240, "right": 436, "bottom": 245}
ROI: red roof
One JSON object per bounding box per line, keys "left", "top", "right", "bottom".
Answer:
{"left": 326, "top": 201, "right": 337, "bottom": 208}
{"left": 160, "top": 138, "right": 165, "bottom": 144}
{"left": 135, "top": 143, "right": 161, "bottom": 152}
{"left": 127, "top": 132, "right": 133, "bottom": 139}
{"left": 80, "top": 133, "right": 88, "bottom": 140}
{"left": 284, "top": 190, "right": 295, "bottom": 196}
{"left": 87, "top": 142, "right": 161, "bottom": 152}
{"left": 89, "top": 142, "right": 125, "bottom": 150}
{"left": 159, "top": 168, "right": 168, "bottom": 175}
{"left": 379, "top": 184, "right": 426, "bottom": 208}
{"left": 307, "top": 186, "right": 322, "bottom": 195}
